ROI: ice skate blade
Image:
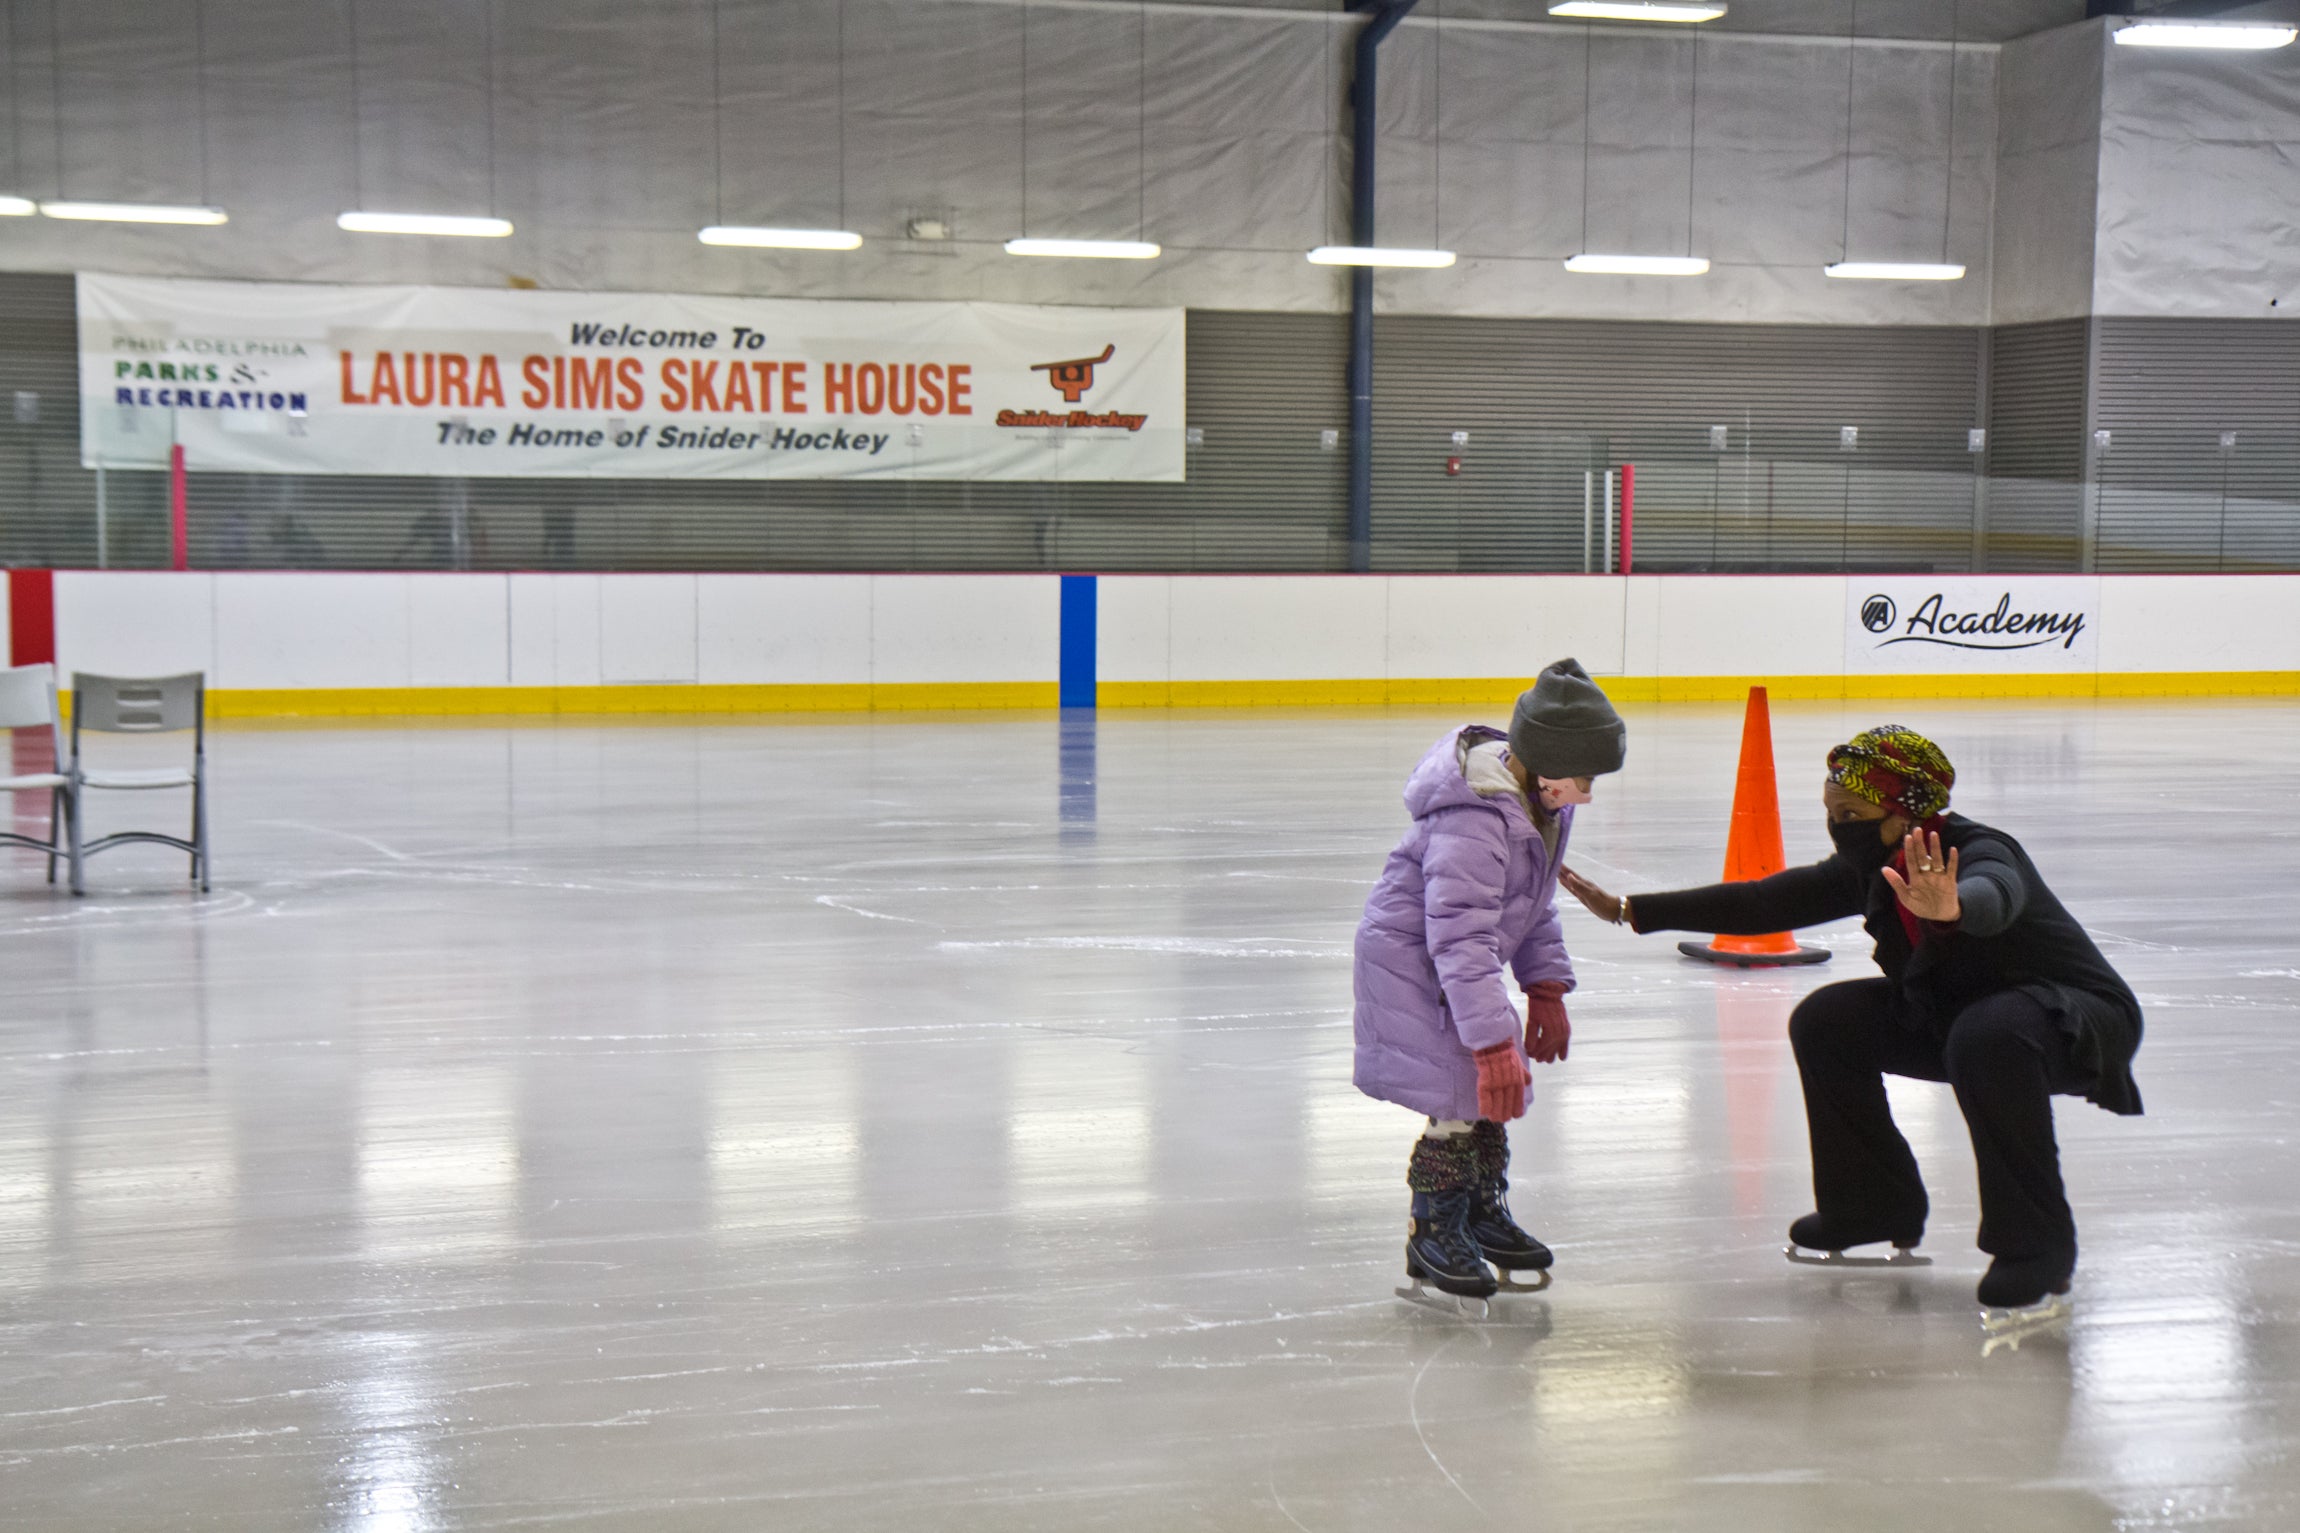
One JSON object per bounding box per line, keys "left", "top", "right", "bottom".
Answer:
{"left": 1394, "top": 1280, "right": 1493, "bottom": 1320}
{"left": 1784, "top": 1243, "right": 1931, "bottom": 1268}
{"left": 1968, "top": 1287, "right": 2079, "bottom": 1333}
{"left": 1493, "top": 1268, "right": 1553, "bottom": 1293}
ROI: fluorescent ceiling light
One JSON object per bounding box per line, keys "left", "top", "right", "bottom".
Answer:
{"left": 1307, "top": 245, "right": 1456, "bottom": 268}
{"left": 1005, "top": 237, "right": 1161, "bottom": 259}
{"left": 339, "top": 210, "right": 513, "bottom": 238}
{"left": 1565, "top": 253, "right": 1710, "bottom": 275}
{"left": 0, "top": 195, "right": 34, "bottom": 216}
{"left": 1548, "top": 2, "right": 1727, "bottom": 22}
{"left": 40, "top": 200, "right": 227, "bottom": 225}
{"left": 2112, "top": 21, "right": 2296, "bottom": 50}
{"left": 1826, "top": 261, "right": 1966, "bottom": 281}
{"left": 699, "top": 225, "right": 864, "bottom": 250}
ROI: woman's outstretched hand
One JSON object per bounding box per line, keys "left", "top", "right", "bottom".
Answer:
{"left": 1881, "top": 827, "right": 1960, "bottom": 922}
{"left": 1559, "top": 865, "right": 1626, "bottom": 925}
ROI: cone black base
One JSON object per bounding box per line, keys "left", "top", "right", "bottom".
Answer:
{"left": 1677, "top": 939, "right": 1831, "bottom": 968}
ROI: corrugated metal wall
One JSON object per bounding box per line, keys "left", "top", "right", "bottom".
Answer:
{"left": 8, "top": 268, "right": 2299, "bottom": 574}
{"left": 2092, "top": 318, "right": 2300, "bottom": 573}
{"left": 1371, "top": 318, "right": 1985, "bottom": 573}
{"left": 1982, "top": 319, "right": 2088, "bottom": 572}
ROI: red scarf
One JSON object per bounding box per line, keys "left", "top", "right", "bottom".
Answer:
{"left": 1886, "top": 814, "right": 1950, "bottom": 948}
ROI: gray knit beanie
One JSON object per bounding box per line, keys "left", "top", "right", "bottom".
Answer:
{"left": 1508, "top": 659, "right": 1626, "bottom": 779}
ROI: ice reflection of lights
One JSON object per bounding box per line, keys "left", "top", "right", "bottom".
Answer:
{"left": 0, "top": 1130, "right": 45, "bottom": 1292}
{"left": 711, "top": 1049, "right": 860, "bottom": 1239}
{"left": 359, "top": 1067, "right": 514, "bottom": 1264}
{"left": 75, "top": 1094, "right": 235, "bottom": 1277}
{"left": 333, "top": 1333, "right": 445, "bottom": 1533}
{"left": 2074, "top": 1286, "right": 2255, "bottom": 1523}
{"left": 1552, "top": 1075, "right": 1691, "bottom": 1173}
{"left": 1010, "top": 1049, "right": 1149, "bottom": 1217}
{"left": 1303, "top": 1089, "right": 1408, "bottom": 1209}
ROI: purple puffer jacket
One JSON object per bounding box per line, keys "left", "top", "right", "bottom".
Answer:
{"left": 1353, "top": 726, "right": 1575, "bottom": 1121}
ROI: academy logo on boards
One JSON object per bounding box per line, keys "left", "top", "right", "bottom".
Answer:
{"left": 1859, "top": 590, "right": 2088, "bottom": 652}
{"left": 997, "top": 342, "right": 1150, "bottom": 431}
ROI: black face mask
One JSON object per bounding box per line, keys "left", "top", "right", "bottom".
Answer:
{"left": 1828, "top": 816, "right": 1896, "bottom": 874}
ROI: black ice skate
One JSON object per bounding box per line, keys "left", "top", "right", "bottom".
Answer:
{"left": 1469, "top": 1121, "right": 1553, "bottom": 1292}
{"left": 1398, "top": 1188, "right": 1501, "bottom": 1318}
{"left": 1783, "top": 1211, "right": 1932, "bottom": 1268}
{"left": 1977, "top": 1253, "right": 2074, "bottom": 1349}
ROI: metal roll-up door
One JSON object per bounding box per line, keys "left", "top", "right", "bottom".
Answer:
{"left": 1982, "top": 320, "right": 2088, "bottom": 573}
{"left": 0, "top": 273, "right": 104, "bottom": 568}
{"left": 2093, "top": 318, "right": 2300, "bottom": 573}
{"left": 1371, "top": 317, "right": 1982, "bottom": 573}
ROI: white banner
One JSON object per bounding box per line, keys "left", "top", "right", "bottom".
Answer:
{"left": 1846, "top": 577, "right": 2102, "bottom": 671}
{"left": 77, "top": 274, "right": 1186, "bottom": 482}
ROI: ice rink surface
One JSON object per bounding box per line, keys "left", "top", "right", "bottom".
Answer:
{"left": 1, "top": 699, "right": 2293, "bottom": 1531}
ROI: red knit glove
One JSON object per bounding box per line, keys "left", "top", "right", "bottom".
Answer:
{"left": 1525, "top": 982, "right": 1572, "bottom": 1064}
{"left": 1473, "top": 1041, "right": 1530, "bottom": 1121}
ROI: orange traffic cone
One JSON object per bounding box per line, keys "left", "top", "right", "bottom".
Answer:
{"left": 1678, "top": 686, "right": 1831, "bottom": 969}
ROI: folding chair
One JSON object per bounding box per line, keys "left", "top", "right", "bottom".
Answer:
{"left": 0, "top": 663, "right": 76, "bottom": 886}
{"left": 70, "top": 672, "right": 210, "bottom": 895}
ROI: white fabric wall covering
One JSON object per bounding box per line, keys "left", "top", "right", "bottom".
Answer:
{"left": 0, "top": 0, "right": 2005, "bottom": 325}
{"left": 1990, "top": 20, "right": 2102, "bottom": 326}
{"left": 2095, "top": 29, "right": 2300, "bottom": 318}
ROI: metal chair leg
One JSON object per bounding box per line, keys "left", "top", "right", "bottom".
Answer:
{"left": 46, "top": 788, "right": 59, "bottom": 885}
{"left": 67, "top": 784, "right": 84, "bottom": 897}
{"left": 193, "top": 772, "right": 209, "bottom": 892}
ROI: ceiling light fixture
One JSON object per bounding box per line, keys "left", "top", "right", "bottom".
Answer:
{"left": 1005, "top": 237, "right": 1161, "bottom": 259}
{"left": 0, "top": 196, "right": 35, "bottom": 216}
{"left": 1826, "top": 261, "right": 1966, "bottom": 281}
{"left": 1548, "top": 2, "right": 1726, "bottom": 23}
{"left": 2112, "top": 21, "right": 2296, "bottom": 50}
{"left": 1565, "top": 253, "right": 1709, "bottom": 275}
{"left": 339, "top": 211, "right": 512, "bottom": 237}
{"left": 40, "top": 201, "right": 228, "bottom": 225}
{"left": 700, "top": 225, "right": 864, "bottom": 250}
{"left": 1308, "top": 245, "right": 1455, "bottom": 268}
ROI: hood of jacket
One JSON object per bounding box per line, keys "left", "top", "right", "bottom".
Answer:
{"left": 1402, "top": 727, "right": 1538, "bottom": 835}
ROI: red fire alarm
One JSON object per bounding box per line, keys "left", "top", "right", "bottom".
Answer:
{"left": 1445, "top": 455, "right": 1463, "bottom": 476}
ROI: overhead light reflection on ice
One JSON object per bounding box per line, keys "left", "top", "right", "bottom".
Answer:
{"left": 1009, "top": 1047, "right": 1149, "bottom": 1218}
{"left": 711, "top": 1049, "right": 861, "bottom": 1241}
{"left": 358, "top": 1066, "right": 515, "bottom": 1264}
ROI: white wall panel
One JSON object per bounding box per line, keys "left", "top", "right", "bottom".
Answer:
{"left": 869, "top": 577, "right": 1058, "bottom": 684}
{"left": 2099, "top": 577, "right": 2300, "bottom": 672}
{"left": 1096, "top": 577, "right": 1173, "bottom": 684}
{"left": 697, "top": 576, "right": 874, "bottom": 686}
{"left": 506, "top": 576, "right": 604, "bottom": 689}
{"left": 1165, "top": 578, "right": 1389, "bottom": 682}
{"left": 1385, "top": 577, "right": 1626, "bottom": 679}
{"left": 599, "top": 576, "right": 699, "bottom": 685}
{"left": 1654, "top": 577, "right": 1844, "bottom": 677}
{"left": 407, "top": 576, "right": 509, "bottom": 688}
{"left": 0, "top": 3, "right": 2006, "bottom": 328}
{"left": 54, "top": 573, "right": 216, "bottom": 683}
{"left": 213, "top": 575, "right": 411, "bottom": 690}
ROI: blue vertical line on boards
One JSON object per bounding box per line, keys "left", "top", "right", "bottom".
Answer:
{"left": 1059, "top": 574, "right": 1098, "bottom": 709}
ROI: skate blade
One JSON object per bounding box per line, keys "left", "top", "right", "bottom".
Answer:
{"left": 1968, "top": 1287, "right": 2079, "bottom": 1333}
{"left": 1784, "top": 1243, "right": 1932, "bottom": 1268}
{"left": 1394, "top": 1281, "right": 1493, "bottom": 1320}
{"left": 1494, "top": 1268, "right": 1553, "bottom": 1293}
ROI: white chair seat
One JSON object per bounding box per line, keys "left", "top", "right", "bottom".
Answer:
{"left": 0, "top": 773, "right": 67, "bottom": 791}
{"left": 80, "top": 768, "right": 196, "bottom": 790}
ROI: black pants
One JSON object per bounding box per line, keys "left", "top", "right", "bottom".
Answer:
{"left": 1788, "top": 978, "right": 2090, "bottom": 1261}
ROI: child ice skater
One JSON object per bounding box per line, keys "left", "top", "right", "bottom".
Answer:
{"left": 1352, "top": 659, "right": 1626, "bottom": 1304}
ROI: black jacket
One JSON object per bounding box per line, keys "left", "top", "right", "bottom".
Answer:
{"left": 1629, "top": 813, "right": 2143, "bottom": 1115}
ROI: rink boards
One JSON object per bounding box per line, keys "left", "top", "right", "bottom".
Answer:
{"left": 5, "top": 570, "right": 2297, "bottom": 717}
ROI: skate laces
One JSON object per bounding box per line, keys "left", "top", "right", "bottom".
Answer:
{"left": 1423, "top": 1189, "right": 1484, "bottom": 1262}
